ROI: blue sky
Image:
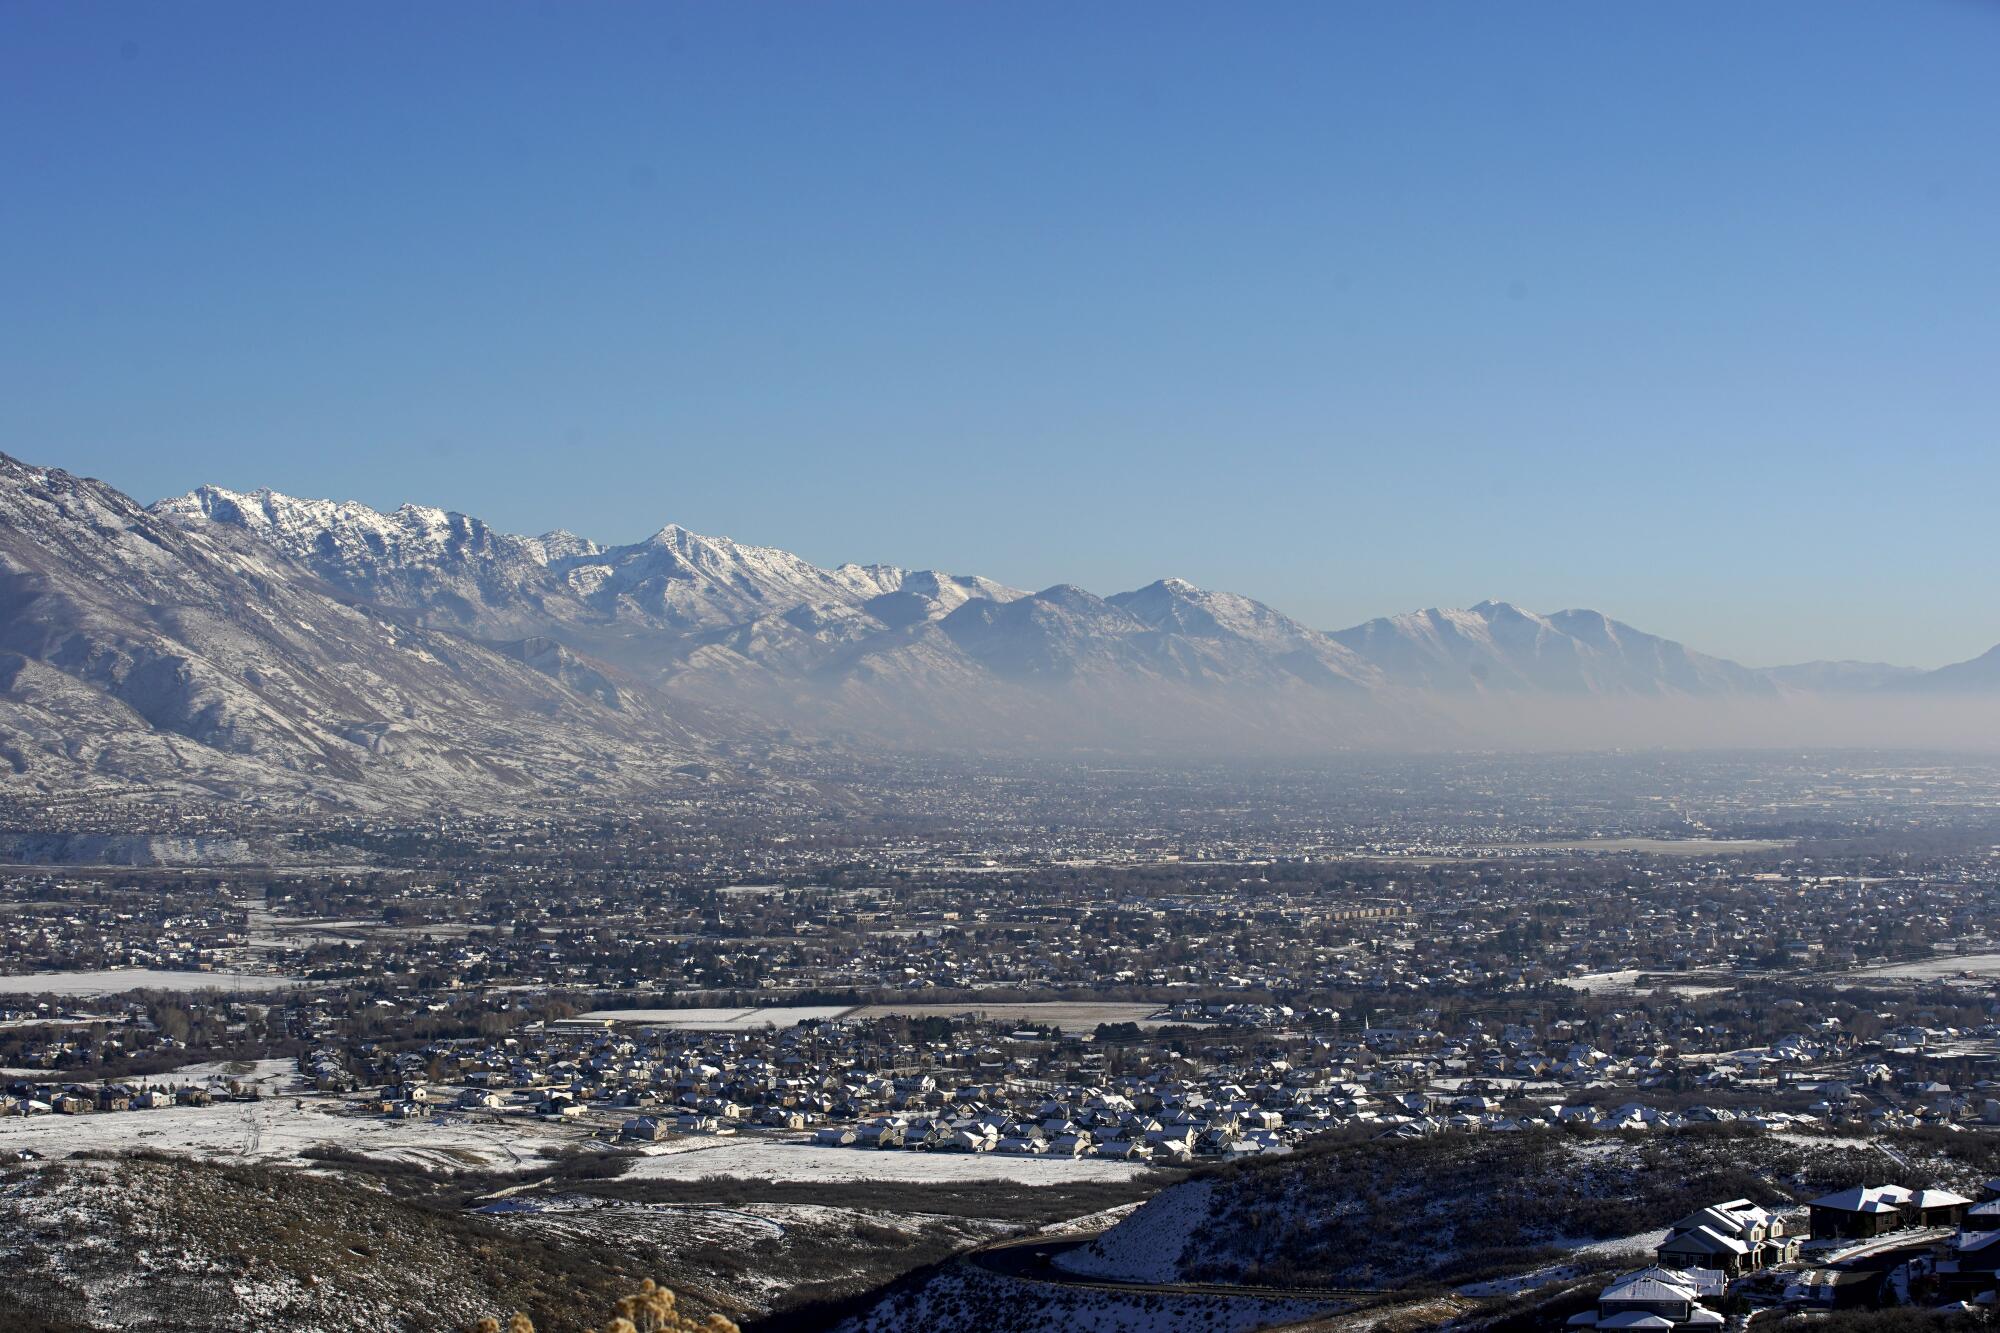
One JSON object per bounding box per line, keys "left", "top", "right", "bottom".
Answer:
{"left": 3, "top": 3, "right": 1995, "bottom": 667}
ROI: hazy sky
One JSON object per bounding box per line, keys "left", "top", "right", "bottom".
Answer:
{"left": 3, "top": 4, "right": 1996, "bottom": 668}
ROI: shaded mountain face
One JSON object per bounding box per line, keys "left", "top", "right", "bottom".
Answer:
{"left": 1764, "top": 660, "right": 1926, "bottom": 691}
{"left": 1, "top": 458, "right": 705, "bottom": 807}
{"left": 1904, "top": 644, "right": 2000, "bottom": 692}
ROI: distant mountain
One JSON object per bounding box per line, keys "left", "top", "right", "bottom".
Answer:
{"left": 157, "top": 489, "right": 1800, "bottom": 704}
{"left": 1764, "top": 659, "right": 1926, "bottom": 691}
{"left": 1904, "top": 644, "right": 2000, "bottom": 692}
{"left": 0, "top": 456, "right": 1931, "bottom": 791}
{"left": 1328, "top": 600, "right": 1772, "bottom": 695}
{"left": 3, "top": 459, "right": 706, "bottom": 806}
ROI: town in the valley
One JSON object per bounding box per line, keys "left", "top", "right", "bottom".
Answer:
{"left": 1, "top": 752, "right": 1998, "bottom": 1331}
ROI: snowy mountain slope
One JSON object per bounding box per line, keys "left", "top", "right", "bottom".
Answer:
{"left": 1110, "top": 578, "right": 1381, "bottom": 689}
{"left": 547, "top": 523, "right": 906, "bottom": 630}
{"left": 152, "top": 484, "right": 581, "bottom": 637}
{"left": 114, "top": 464, "right": 2000, "bottom": 763}
{"left": 2, "top": 456, "right": 705, "bottom": 806}
{"left": 1330, "top": 600, "right": 1772, "bottom": 695}
{"left": 160, "top": 483, "right": 1884, "bottom": 704}
{"left": 155, "top": 487, "right": 1026, "bottom": 660}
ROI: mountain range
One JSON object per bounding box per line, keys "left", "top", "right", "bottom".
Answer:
{"left": 1, "top": 452, "right": 1994, "bottom": 806}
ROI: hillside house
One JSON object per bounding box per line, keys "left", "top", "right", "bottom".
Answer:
{"left": 1910, "top": 1188, "right": 1973, "bottom": 1228}
{"left": 1569, "top": 1267, "right": 1725, "bottom": 1330}
{"left": 1656, "top": 1199, "right": 1794, "bottom": 1275}
{"left": 1808, "top": 1184, "right": 1916, "bottom": 1240}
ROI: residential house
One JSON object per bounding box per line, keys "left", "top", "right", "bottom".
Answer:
{"left": 1808, "top": 1185, "right": 1915, "bottom": 1241}
{"left": 1568, "top": 1267, "right": 1726, "bottom": 1329}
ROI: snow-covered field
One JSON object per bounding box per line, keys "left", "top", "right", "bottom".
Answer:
{"left": 578, "top": 1001, "right": 1170, "bottom": 1031}
{"left": 1511, "top": 837, "right": 1789, "bottom": 854}
{"left": 847, "top": 1001, "right": 1166, "bottom": 1030}
{"left": 1563, "top": 969, "right": 1730, "bottom": 997}
{"left": 0, "top": 967, "right": 316, "bottom": 995}
{"left": 0, "top": 1097, "right": 581, "bottom": 1172}
{"left": 626, "top": 1136, "right": 1149, "bottom": 1185}
{"left": 162, "top": 1057, "right": 301, "bottom": 1092}
{"left": 1847, "top": 951, "right": 2000, "bottom": 982}
{"left": 579, "top": 1004, "right": 856, "bottom": 1029}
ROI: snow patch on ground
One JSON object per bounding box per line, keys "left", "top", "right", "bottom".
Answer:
{"left": 1573, "top": 1227, "right": 1670, "bottom": 1258}
{"left": 1054, "top": 1177, "right": 1215, "bottom": 1282}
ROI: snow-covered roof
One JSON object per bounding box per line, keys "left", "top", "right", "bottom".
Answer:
{"left": 1660, "top": 1225, "right": 1750, "bottom": 1256}
{"left": 1810, "top": 1184, "right": 1913, "bottom": 1213}
{"left": 1603, "top": 1271, "right": 1701, "bottom": 1304}
{"left": 1913, "top": 1189, "right": 1973, "bottom": 1209}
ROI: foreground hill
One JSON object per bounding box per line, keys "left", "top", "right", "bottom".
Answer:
{"left": 0, "top": 1154, "right": 659, "bottom": 1333}
{"left": 1059, "top": 1127, "right": 1994, "bottom": 1290}
{"left": 837, "top": 1128, "right": 2000, "bottom": 1333}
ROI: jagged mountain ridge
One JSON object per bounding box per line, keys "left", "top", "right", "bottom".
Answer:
{"left": 149, "top": 481, "right": 2000, "bottom": 704}
{"left": 153, "top": 485, "right": 1029, "bottom": 651}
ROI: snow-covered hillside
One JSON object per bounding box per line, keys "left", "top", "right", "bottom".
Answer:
{"left": 2, "top": 456, "right": 707, "bottom": 808}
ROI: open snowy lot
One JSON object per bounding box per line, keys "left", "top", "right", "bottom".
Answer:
{"left": 579, "top": 1000, "right": 1170, "bottom": 1031}
{"left": 580, "top": 1004, "right": 857, "bottom": 1028}
{"left": 847, "top": 1001, "right": 1167, "bottom": 1030}
{"left": 625, "top": 1136, "right": 1150, "bottom": 1186}
{"left": 1563, "top": 969, "right": 1732, "bottom": 997}
{"left": 0, "top": 967, "right": 317, "bottom": 995}
{"left": 1504, "top": 837, "right": 1789, "bottom": 854}
{"left": 1846, "top": 951, "right": 2000, "bottom": 983}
